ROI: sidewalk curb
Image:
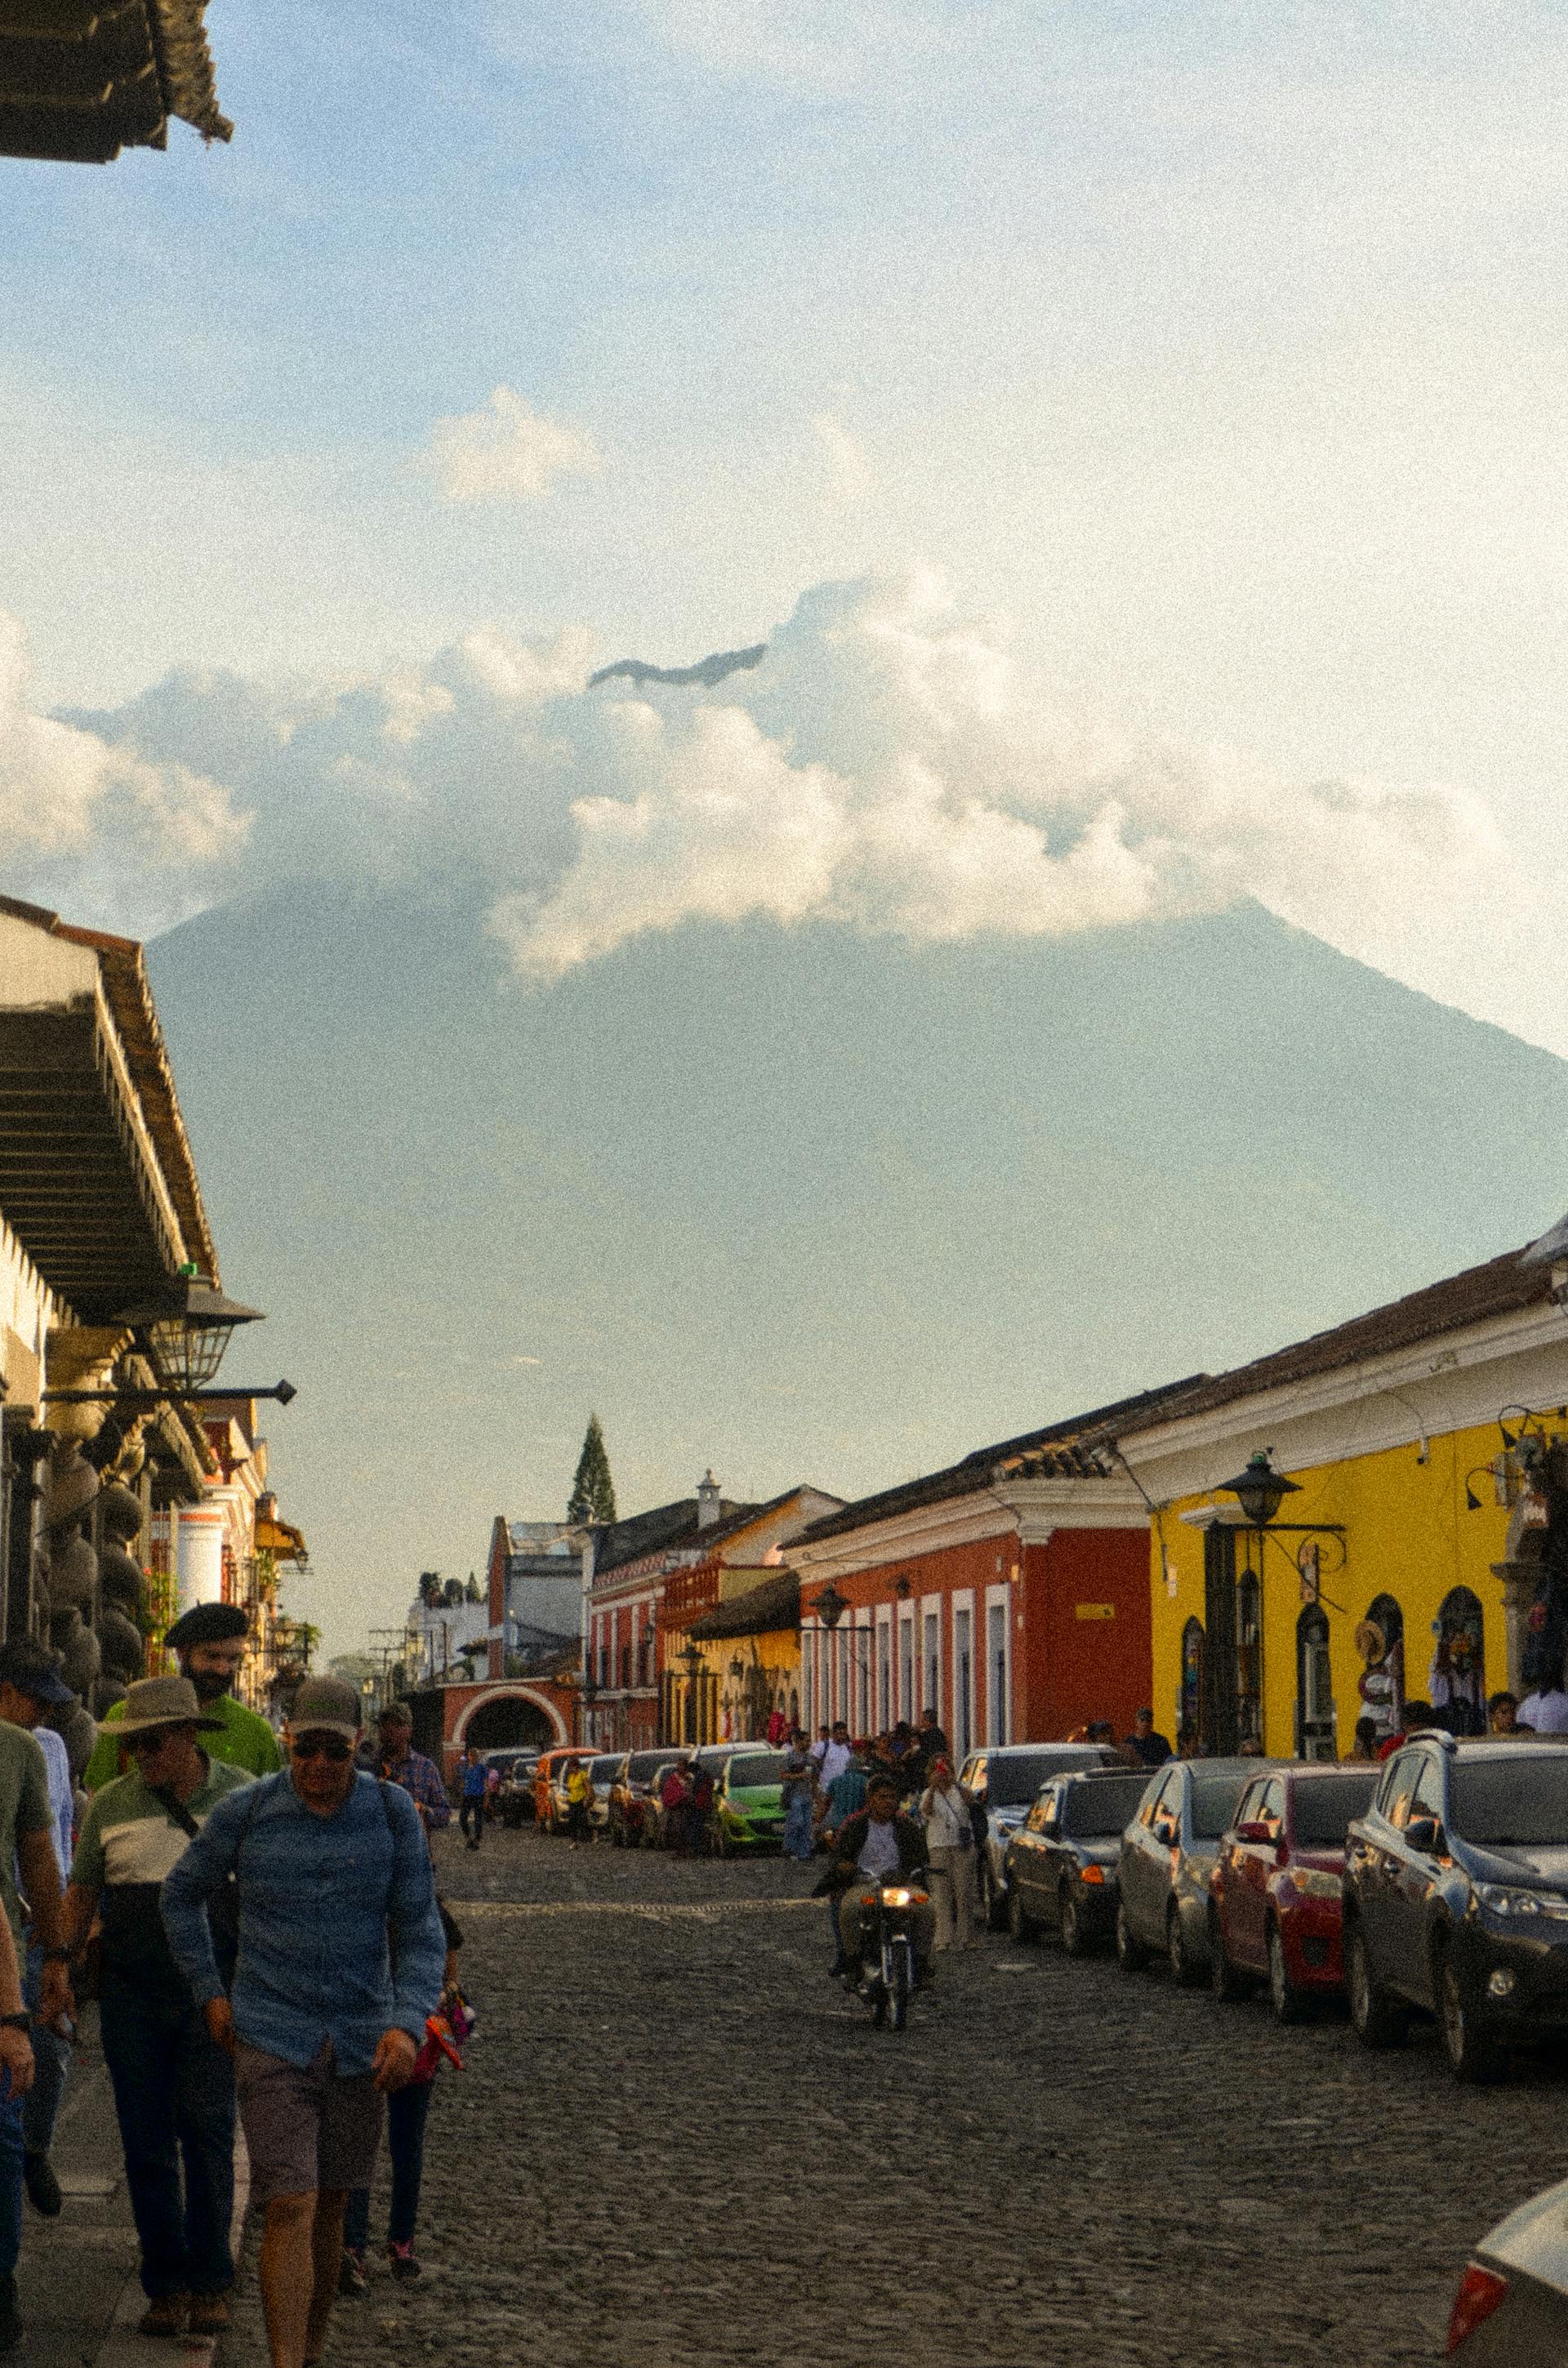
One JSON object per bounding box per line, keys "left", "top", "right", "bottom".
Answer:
{"left": 86, "top": 2131, "right": 250, "bottom": 2368}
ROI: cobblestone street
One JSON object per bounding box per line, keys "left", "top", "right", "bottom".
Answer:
{"left": 249, "top": 1828, "right": 1568, "bottom": 2368}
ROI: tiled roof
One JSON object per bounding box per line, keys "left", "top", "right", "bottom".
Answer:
{"left": 687, "top": 1569, "right": 800, "bottom": 1640}
{"left": 1118, "top": 1242, "right": 1561, "bottom": 1435}
{"left": 592, "top": 1496, "right": 758, "bottom": 1578}
{"left": 0, "top": 0, "right": 231, "bottom": 165}
{"left": 800, "top": 1377, "right": 1206, "bottom": 1545}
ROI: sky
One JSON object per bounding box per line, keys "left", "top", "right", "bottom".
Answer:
{"left": 4, "top": 2, "right": 1568, "bottom": 1644}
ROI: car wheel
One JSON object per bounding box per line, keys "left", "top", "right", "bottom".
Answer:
{"left": 1116, "top": 1898, "right": 1149, "bottom": 1973}
{"left": 1346, "top": 1923, "right": 1409, "bottom": 2049}
{"left": 1006, "top": 1882, "right": 1034, "bottom": 1942}
{"left": 1437, "top": 1947, "right": 1503, "bottom": 2084}
{"left": 1167, "top": 1902, "right": 1200, "bottom": 1988}
{"left": 1209, "top": 1912, "right": 1248, "bottom": 2002}
{"left": 1267, "top": 1922, "right": 1307, "bottom": 2026}
{"left": 1059, "top": 1881, "right": 1090, "bottom": 1959}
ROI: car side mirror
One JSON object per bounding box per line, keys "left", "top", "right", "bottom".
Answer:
{"left": 1234, "top": 1819, "right": 1272, "bottom": 1844}
{"left": 1405, "top": 1815, "right": 1442, "bottom": 1855}
{"left": 1152, "top": 1816, "right": 1178, "bottom": 1847}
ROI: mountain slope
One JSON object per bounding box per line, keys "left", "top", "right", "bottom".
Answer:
{"left": 147, "top": 894, "right": 1568, "bottom": 1649}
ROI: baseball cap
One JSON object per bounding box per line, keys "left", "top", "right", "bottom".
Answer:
{"left": 288, "top": 1675, "right": 362, "bottom": 1743}
{"left": 0, "top": 1640, "right": 75, "bottom": 1708}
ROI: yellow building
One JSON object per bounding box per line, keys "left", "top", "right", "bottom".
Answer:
{"left": 685, "top": 1567, "right": 801, "bottom": 1742}
{"left": 1116, "top": 1224, "right": 1568, "bottom": 1759}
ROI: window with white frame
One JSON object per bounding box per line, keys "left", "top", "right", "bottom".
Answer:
{"left": 898, "top": 1607, "right": 914, "bottom": 1724}
{"left": 953, "top": 1600, "right": 974, "bottom": 1759}
{"left": 922, "top": 1605, "right": 940, "bottom": 1723}
{"left": 876, "top": 1612, "right": 891, "bottom": 1733}
{"left": 985, "top": 1586, "right": 1010, "bottom": 1745}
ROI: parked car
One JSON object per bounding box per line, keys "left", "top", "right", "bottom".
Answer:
{"left": 608, "top": 1750, "right": 675, "bottom": 1846}
{"left": 497, "top": 1751, "right": 540, "bottom": 1826}
{"left": 1003, "top": 1767, "right": 1154, "bottom": 1952}
{"left": 959, "top": 1743, "right": 1120, "bottom": 1927}
{"left": 1342, "top": 1732, "right": 1568, "bottom": 2080}
{"left": 715, "top": 1749, "right": 788, "bottom": 1850}
{"left": 1209, "top": 1762, "right": 1379, "bottom": 2019}
{"left": 534, "top": 1746, "right": 594, "bottom": 1831}
{"left": 585, "top": 1751, "right": 621, "bottom": 1833}
{"left": 1446, "top": 2170, "right": 1568, "bottom": 2357}
{"left": 1116, "top": 1758, "right": 1267, "bottom": 1983}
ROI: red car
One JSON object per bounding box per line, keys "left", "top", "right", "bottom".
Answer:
{"left": 1209, "top": 1762, "right": 1379, "bottom": 2022}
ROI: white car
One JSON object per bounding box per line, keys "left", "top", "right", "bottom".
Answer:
{"left": 1447, "top": 2174, "right": 1568, "bottom": 2357}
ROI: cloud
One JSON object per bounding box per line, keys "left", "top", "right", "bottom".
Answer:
{"left": 0, "top": 611, "right": 247, "bottom": 935}
{"left": 42, "top": 569, "right": 1566, "bottom": 1054}
{"left": 426, "top": 388, "right": 605, "bottom": 506}
{"left": 508, "top": 1354, "right": 543, "bottom": 1367}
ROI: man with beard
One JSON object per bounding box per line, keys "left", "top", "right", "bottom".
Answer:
{"left": 85, "top": 1606, "right": 284, "bottom": 1792}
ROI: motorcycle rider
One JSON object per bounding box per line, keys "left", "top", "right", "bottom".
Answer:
{"left": 824, "top": 1775, "right": 936, "bottom": 1990}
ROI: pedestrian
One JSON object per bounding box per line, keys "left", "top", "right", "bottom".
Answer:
{"left": 914, "top": 1706, "right": 950, "bottom": 1780}
{"left": 0, "top": 1672, "right": 71, "bottom": 2352}
{"left": 1175, "top": 1721, "right": 1204, "bottom": 1760}
{"left": 919, "top": 1757, "right": 976, "bottom": 1951}
{"left": 822, "top": 1776, "right": 937, "bottom": 1990}
{"left": 779, "top": 1731, "right": 815, "bottom": 1862}
{"left": 1348, "top": 1716, "right": 1380, "bottom": 1763}
{"left": 85, "top": 1603, "right": 283, "bottom": 1791}
{"left": 341, "top": 1900, "right": 466, "bottom": 2290}
{"left": 162, "top": 1676, "right": 445, "bottom": 2368}
{"left": 564, "top": 1758, "right": 591, "bottom": 1849}
{"left": 816, "top": 1721, "right": 853, "bottom": 1793}
{"left": 1519, "top": 1678, "right": 1568, "bottom": 1734}
{"left": 1489, "top": 1690, "right": 1521, "bottom": 1735}
{"left": 63, "top": 1676, "right": 253, "bottom": 2337}
{"left": 458, "top": 1747, "right": 488, "bottom": 1849}
{"left": 484, "top": 1762, "right": 502, "bottom": 1821}
{"left": 1120, "top": 1708, "right": 1174, "bottom": 1769}
{"left": 0, "top": 1640, "right": 77, "bottom": 2222}
{"left": 659, "top": 1759, "right": 690, "bottom": 1854}
{"left": 765, "top": 1704, "right": 788, "bottom": 1747}
{"left": 1377, "top": 1699, "right": 1436, "bottom": 1761}
{"left": 374, "top": 1706, "right": 450, "bottom": 1837}
{"left": 816, "top": 1747, "right": 867, "bottom": 1848}
{"left": 686, "top": 1759, "right": 715, "bottom": 1856}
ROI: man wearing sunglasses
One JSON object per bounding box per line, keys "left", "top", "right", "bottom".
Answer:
{"left": 163, "top": 1675, "right": 444, "bottom": 2368}
{"left": 64, "top": 1675, "right": 253, "bottom": 2339}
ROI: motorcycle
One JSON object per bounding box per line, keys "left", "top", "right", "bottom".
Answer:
{"left": 853, "top": 1877, "right": 930, "bottom": 2031}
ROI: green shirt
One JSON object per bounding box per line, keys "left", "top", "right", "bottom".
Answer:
{"left": 84, "top": 1690, "right": 284, "bottom": 1795}
{"left": 0, "top": 1722, "right": 52, "bottom": 1951}
{"left": 71, "top": 1755, "right": 254, "bottom": 1995}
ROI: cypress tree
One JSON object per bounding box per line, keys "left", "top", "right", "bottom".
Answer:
{"left": 568, "top": 1414, "right": 617, "bottom": 1525}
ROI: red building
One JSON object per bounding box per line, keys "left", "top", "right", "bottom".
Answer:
{"left": 789, "top": 1385, "right": 1196, "bottom": 1753}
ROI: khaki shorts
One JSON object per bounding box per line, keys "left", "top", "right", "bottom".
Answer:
{"left": 234, "top": 2040, "right": 384, "bottom": 2205}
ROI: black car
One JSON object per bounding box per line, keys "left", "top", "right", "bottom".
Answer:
{"left": 1343, "top": 1733, "right": 1568, "bottom": 2080}
{"left": 1004, "top": 1767, "right": 1155, "bottom": 1954}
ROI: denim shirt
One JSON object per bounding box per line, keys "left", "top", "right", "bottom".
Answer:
{"left": 160, "top": 1770, "right": 445, "bottom": 2076}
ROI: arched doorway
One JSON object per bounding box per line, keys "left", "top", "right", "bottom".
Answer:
{"left": 1296, "top": 1606, "right": 1334, "bottom": 1759}
{"left": 1432, "top": 1586, "right": 1486, "bottom": 1733}
{"left": 1356, "top": 1592, "right": 1405, "bottom": 1743}
{"left": 457, "top": 1688, "right": 563, "bottom": 1752}
{"left": 1235, "top": 1563, "right": 1263, "bottom": 1749}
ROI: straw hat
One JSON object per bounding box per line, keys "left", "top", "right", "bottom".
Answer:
{"left": 1354, "top": 1619, "right": 1387, "bottom": 1666}
{"left": 114, "top": 1675, "right": 225, "bottom": 1736}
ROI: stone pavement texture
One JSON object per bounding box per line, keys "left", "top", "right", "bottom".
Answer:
{"left": 206, "top": 1826, "right": 1568, "bottom": 2368}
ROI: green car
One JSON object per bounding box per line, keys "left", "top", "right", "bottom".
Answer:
{"left": 715, "top": 1750, "right": 789, "bottom": 1850}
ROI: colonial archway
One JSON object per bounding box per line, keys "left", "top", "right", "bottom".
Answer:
{"left": 454, "top": 1685, "right": 567, "bottom": 1751}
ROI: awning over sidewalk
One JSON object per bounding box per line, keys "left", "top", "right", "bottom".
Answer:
{"left": 0, "top": 0, "right": 230, "bottom": 164}
{"left": 0, "top": 898, "right": 219, "bottom": 1321}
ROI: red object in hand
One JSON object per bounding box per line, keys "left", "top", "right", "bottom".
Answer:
{"left": 1446, "top": 2263, "right": 1508, "bottom": 2352}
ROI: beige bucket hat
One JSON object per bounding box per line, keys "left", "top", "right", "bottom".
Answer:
{"left": 114, "top": 1675, "right": 225, "bottom": 1736}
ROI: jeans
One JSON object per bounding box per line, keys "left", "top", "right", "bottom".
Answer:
{"left": 0, "top": 2083, "right": 21, "bottom": 2283}
{"left": 782, "top": 1790, "right": 814, "bottom": 1861}
{"left": 341, "top": 2080, "right": 433, "bottom": 2252}
{"left": 459, "top": 1797, "right": 485, "bottom": 1845}
{"left": 21, "top": 1943, "right": 69, "bottom": 2158}
{"left": 99, "top": 1983, "right": 236, "bottom": 2299}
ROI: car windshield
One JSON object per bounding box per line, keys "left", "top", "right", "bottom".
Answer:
{"left": 1293, "top": 1773, "right": 1377, "bottom": 1845}
{"left": 590, "top": 1756, "right": 621, "bottom": 1785}
{"left": 726, "top": 1753, "right": 786, "bottom": 1788}
{"left": 1192, "top": 1773, "right": 1253, "bottom": 1840}
{"left": 1062, "top": 1775, "right": 1154, "bottom": 1837}
{"left": 1450, "top": 1755, "right": 1568, "bottom": 1846}
{"left": 987, "top": 1750, "right": 1101, "bottom": 1808}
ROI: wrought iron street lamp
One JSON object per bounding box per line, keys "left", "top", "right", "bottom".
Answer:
{"left": 811, "top": 1581, "right": 848, "bottom": 1632}
{"left": 1217, "top": 1450, "right": 1301, "bottom": 1528}
{"left": 678, "top": 1636, "right": 703, "bottom": 1746}
{"left": 43, "top": 1270, "right": 295, "bottom": 1408}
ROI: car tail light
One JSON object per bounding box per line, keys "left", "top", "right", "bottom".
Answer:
{"left": 1447, "top": 2263, "right": 1508, "bottom": 2351}
{"left": 1080, "top": 1865, "right": 1106, "bottom": 1885}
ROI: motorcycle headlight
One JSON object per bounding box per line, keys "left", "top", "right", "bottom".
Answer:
{"left": 1477, "top": 1883, "right": 1563, "bottom": 1917}
{"left": 881, "top": 1887, "right": 914, "bottom": 1906}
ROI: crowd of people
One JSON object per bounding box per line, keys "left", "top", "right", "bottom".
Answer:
{"left": 0, "top": 1603, "right": 472, "bottom": 2366}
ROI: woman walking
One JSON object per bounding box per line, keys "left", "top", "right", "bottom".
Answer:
{"left": 919, "top": 1758, "right": 977, "bottom": 1951}
{"left": 458, "top": 1747, "right": 487, "bottom": 1848}
{"left": 341, "top": 1904, "right": 468, "bottom": 2289}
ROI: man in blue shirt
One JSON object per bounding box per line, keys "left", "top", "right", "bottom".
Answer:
{"left": 163, "top": 1675, "right": 443, "bottom": 2368}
